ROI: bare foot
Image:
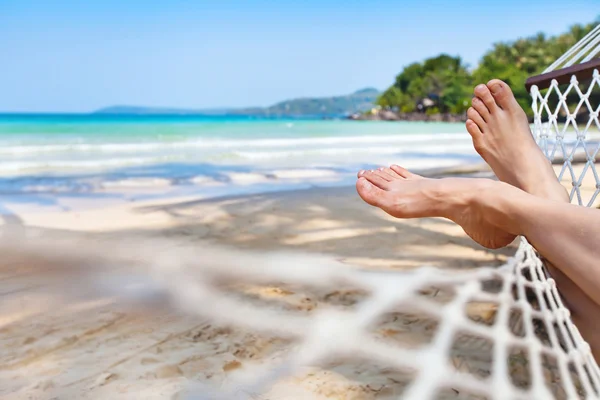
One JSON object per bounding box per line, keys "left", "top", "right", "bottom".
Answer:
{"left": 467, "top": 81, "right": 600, "bottom": 355}
{"left": 356, "top": 166, "right": 516, "bottom": 249}
{"left": 466, "top": 79, "right": 568, "bottom": 202}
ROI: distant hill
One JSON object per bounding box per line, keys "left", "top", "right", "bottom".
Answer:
{"left": 240, "top": 88, "right": 379, "bottom": 117}
{"left": 93, "top": 88, "right": 380, "bottom": 117}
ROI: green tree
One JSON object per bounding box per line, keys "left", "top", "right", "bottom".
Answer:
{"left": 377, "top": 54, "right": 472, "bottom": 113}
{"left": 377, "top": 19, "right": 599, "bottom": 118}
{"left": 472, "top": 20, "right": 598, "bottom": 115}
{"left": 377, "top": 86, "right": 408, "bottom": 109}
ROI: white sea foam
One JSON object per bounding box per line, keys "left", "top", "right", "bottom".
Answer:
{"left": 101, "top": 178, "right": 173, "bottom": 189}
{"left": 233, "top": 143, "right": 475, "bottom": 161}
{"left": 0, "top": 134, "right": 479, "bottom": 176}
{"left": 0, "top": 133, "right": 470, "bottom": 155}
{"left": 272, "top": 169, "right": 338, "bottom": 180}
{"left": 189, "top": 176, "right": 225, "bottom": 186}
{"left": 0, "top": 124, "right": 483, "bottom": 201}
{"left": 4, "top": 128, "right": 596, "bottom": 157}
{"left": 0, "top": 156, "right": 183, "bottom": 174}
{"left": 224, "top": 172, "right": 274, "bottom": 185}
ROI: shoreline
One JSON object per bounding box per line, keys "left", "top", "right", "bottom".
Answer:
{"left": 0, "top": 158, "right": 590, "bottom": 231}
{"left": 349, "top": 110, "right": 467, "bottom": 123}
{"left": 0, "top": 161, "right": 487, "bottom": 218}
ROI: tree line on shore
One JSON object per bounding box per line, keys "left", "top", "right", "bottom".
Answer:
{"left": 375, "top": 19, "right": 599, "bottom": 119}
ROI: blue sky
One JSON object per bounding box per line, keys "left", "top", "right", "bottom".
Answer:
{"left": 0, "top": 0, "right": 596, "bottom": 112}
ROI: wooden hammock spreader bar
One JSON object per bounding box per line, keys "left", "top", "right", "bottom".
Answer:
{"left": 525, "top": 58, "right": 600, "bottom": 91}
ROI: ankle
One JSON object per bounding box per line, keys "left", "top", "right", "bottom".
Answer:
{"left": 477, "top": 180, "right": 527, "bottom": 235}
{"left": 433, "top": 178, "right": 483, "bottom": 219}
{"left": 436, "top": 177, "right": 522, "bottom": 235}
{"left": 522, "top": 172, "right": 569, "bottom": 203}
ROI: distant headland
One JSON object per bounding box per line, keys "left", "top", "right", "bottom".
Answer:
{"left": 93, "top": 88, "right": 380, "bottom": 118}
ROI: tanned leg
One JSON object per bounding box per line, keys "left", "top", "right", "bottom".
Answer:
{"left": 356, "top": 170, "right": 600, "bottom": 359}
{"left": 465, "top": 79, "right": 598, "bottom": 355}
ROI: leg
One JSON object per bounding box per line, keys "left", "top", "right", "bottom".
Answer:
{"left": 465, "top": 79, "right": 599, "bottom": 353}
{"left": 356, "top": 166, "right": 515, "bottom": 249}
{"left": 355, "top": 172, "right": 600, "bottom": 358}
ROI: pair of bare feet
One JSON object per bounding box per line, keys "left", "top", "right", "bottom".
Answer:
{"left": 356, "top": 79, "right": 600, "bottom": 355}
{"left": 356, "top": 79, "right": 568, "bottom": 249}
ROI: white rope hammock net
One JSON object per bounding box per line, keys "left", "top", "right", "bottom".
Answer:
{"left": 2, "top": 26, "right": 600, "bottom": 400}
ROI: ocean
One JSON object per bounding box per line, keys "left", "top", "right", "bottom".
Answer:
{"left": 0, "top": 114, "right": 481, "bottom": 211}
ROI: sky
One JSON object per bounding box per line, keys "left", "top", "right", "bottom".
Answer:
{"left": 0, "top": 0, "right": 597, "bottom": 112}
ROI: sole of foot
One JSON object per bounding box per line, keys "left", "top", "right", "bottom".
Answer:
{"left": 466, "top": 79, "right": 568, "bottom": 203}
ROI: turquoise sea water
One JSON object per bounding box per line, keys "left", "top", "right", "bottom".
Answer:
{"left": 0, "top": 114, "right": 480, "bottom": 210}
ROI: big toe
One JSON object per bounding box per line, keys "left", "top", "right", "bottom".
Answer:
{"left": 356, "top": 177, "right": 390, "bottom": 209}
{"left": 487, "top": 79, "right": 520, "bottom": 111}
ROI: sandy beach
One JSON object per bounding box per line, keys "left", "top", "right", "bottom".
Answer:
{"left": 0, "top": 163, "right": 595, "bottom": 399}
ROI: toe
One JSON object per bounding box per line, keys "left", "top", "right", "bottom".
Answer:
{"left": 357, "top": 169, "right": 366, "bottom": 178}
{"left": 390, "top": 165, "right": 415, "bottom": 179}
{"left": 466, "top": 107, "right": 486, "bottom": 132}
{"left": 466, "top": 119, "right": 483, "bottom": 138}
{"left": 363, "top": 170, "right": 390, "bottom": 189}
{"left": 356, "top": 177, "right": 391, "bottom": 208}
{"left": 474, "top": 84, "right": 498, "bottom": 113}
{"left": 487, "top": 79, "right": 520, "bottom": 111}
{"left": 373, "top": 168, "right": 393, "bottom": 182}
{"left": 383, "top": 167, "right": 402, "bottom": 179}
{"left": 471, "top": 97, "right": 490, "bottom": 120}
